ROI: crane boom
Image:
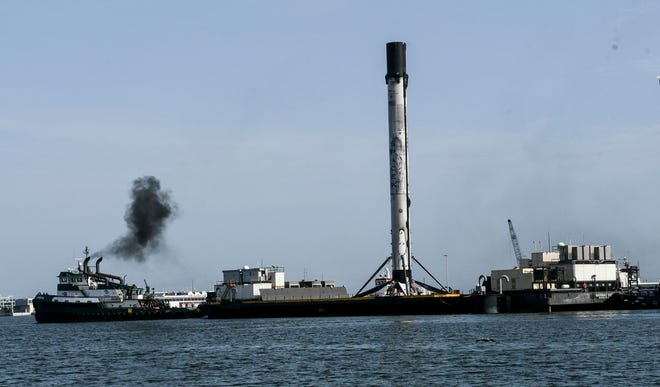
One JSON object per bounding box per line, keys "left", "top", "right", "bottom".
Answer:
{"left": 507, "top": 219, "right": 523, "bottom": 267}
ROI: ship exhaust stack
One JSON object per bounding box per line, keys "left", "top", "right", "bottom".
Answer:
{"left": 95, "top": 257, "right": 103, "bottom": 274}
{"left": 92, "top": 256, "right": 126, "bottom": 285}
{"left": 83, "top": 256, "right": 91, "bottom": 275}
{"left": 386, "top": 42, "right": 412, "bottom": 295}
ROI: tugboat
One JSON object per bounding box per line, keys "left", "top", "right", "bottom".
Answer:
{"left": 33, "top": 248, "right": 203, "bottom": 323}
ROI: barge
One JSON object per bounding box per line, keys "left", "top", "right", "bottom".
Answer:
{"left": 200, "top": 42, "right": 498, "bottom": 318}
{"left": 199, "top": 265, "right": 496, "bottom": 319}
{"left": 200, "top": 42, "right": 657, "bottom": 318}
{"left": 481, "top": 242, "right": 659, "bottom": 312}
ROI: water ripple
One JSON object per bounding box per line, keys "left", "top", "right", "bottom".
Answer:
{"left": 1, "top": 310, "right": 658, "bottom": 385}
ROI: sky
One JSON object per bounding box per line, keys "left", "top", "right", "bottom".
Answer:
{"left": 2, "top": 1, "right": 660, "bottom": 298}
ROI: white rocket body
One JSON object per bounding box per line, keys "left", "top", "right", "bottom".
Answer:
{"left": 386, "top": 42, "right": 412, "bottom": 295}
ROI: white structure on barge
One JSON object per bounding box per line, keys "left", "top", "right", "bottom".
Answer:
{"left": 484, "top": 242, "right": 657, "bottom": 311}
{"left": 154, "top": 291, "right": 207, "bottom": 309}
{"left": 213, "top": 266, "right": 348, "bottom": 302}
{"left": 491, "top": 244, "right": 623, "bottom": 293}
{"left": 0, "top": 296, "right": 33, "bottom": 316}
{"left": 1, "top": 295, "right": 15, "bottom": 316}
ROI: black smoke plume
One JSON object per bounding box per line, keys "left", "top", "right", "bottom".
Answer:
{"left": 102, "top": 176, "right": 178, "bottom": 261}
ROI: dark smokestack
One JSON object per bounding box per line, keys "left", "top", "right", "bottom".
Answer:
{"left": 83, "top": 256, "right": 91, "bottom": 274}
{"left": 102, "top": 176, "right": 178, "bottom": 262}
{"left": 94, "top": 256, "right": 125, "bottom": 284}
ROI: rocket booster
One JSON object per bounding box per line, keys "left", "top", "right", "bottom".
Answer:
{"left": 385, "top": 42, "right": 411, "bottom": 294}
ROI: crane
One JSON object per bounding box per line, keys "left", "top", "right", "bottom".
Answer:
{"left": 507, "top": 219, "right": 523, "bottom": 267}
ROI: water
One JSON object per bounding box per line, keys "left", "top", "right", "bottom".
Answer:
{"left": 1, "top": 310, "right": 658, "bottom": 386}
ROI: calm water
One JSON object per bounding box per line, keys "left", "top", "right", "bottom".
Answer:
{"left": 1, "top": 311, "right": 658, "bottom": 386}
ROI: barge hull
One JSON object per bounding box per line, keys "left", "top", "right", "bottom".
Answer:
{"left": 497, "top": 289, "right": 660, "bottom": 313}
{"left": 201, "top": 294, "right": 498, "bottom": 319}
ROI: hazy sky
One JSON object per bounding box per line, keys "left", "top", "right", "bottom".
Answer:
{"left": 2, "top": 1, "right": 660, "bottom": 297}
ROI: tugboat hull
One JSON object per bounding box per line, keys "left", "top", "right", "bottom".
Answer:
{"left": 33, "top": 294, "right": 202, "bottom": 323}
